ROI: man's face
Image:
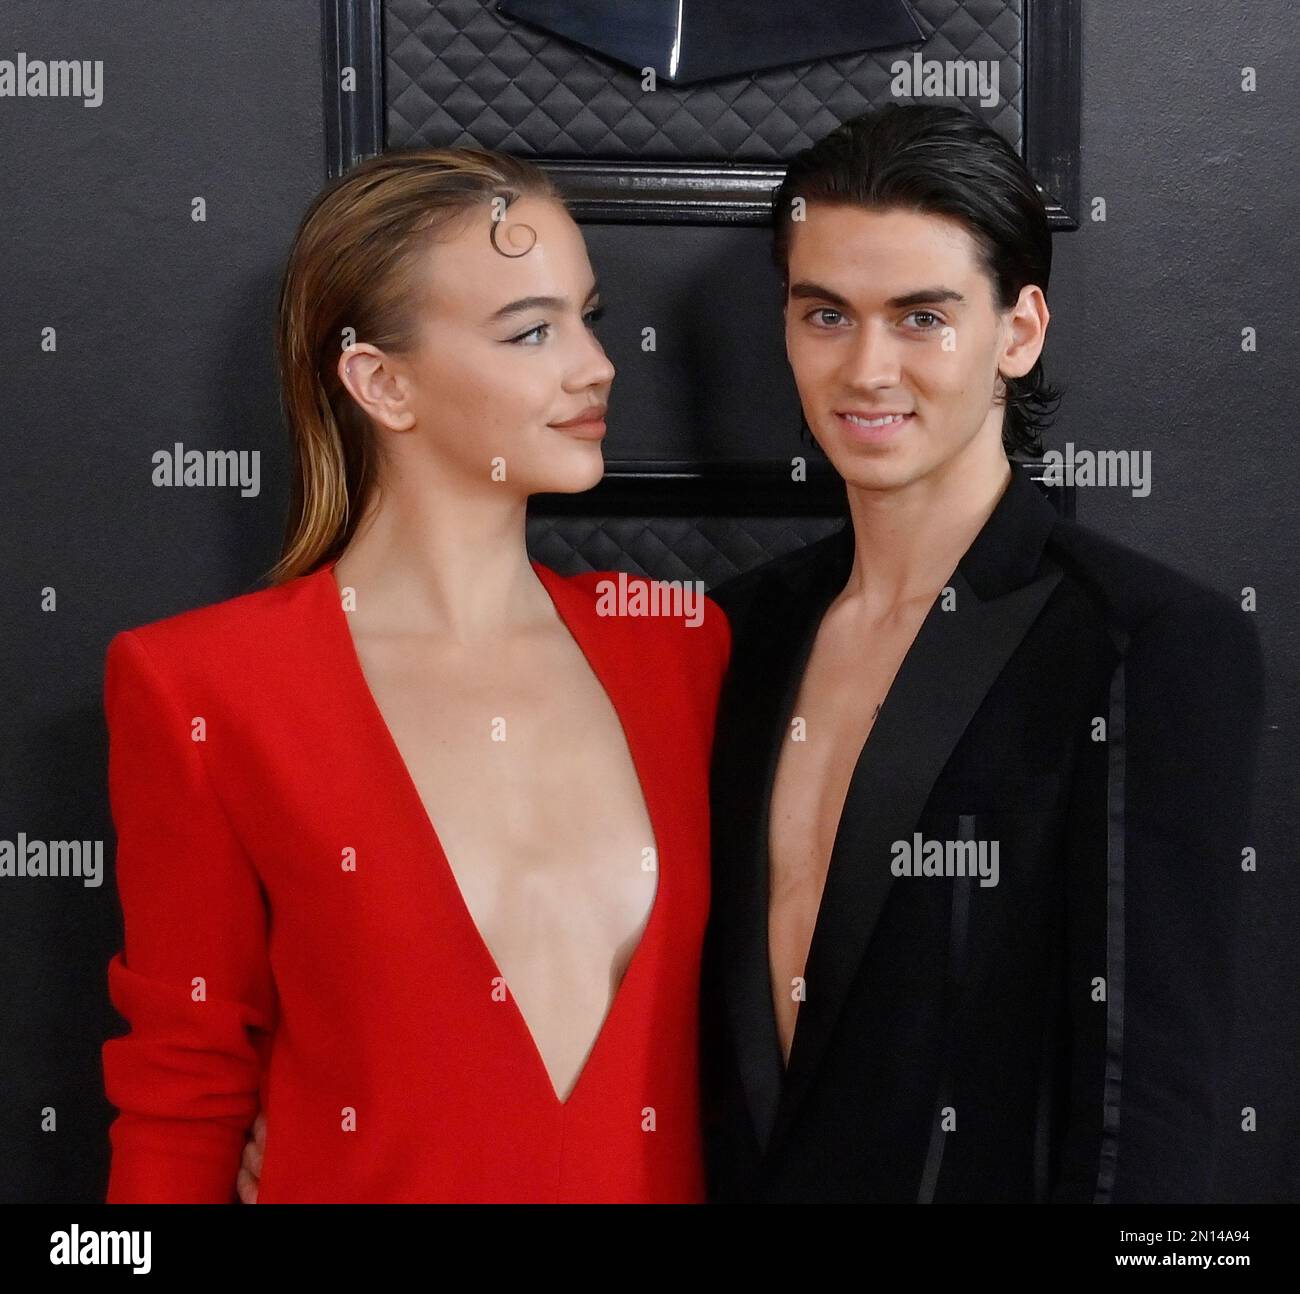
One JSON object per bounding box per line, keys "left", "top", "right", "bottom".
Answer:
{"left": 783, "top": 203, "right": 1041, "bottom": 493}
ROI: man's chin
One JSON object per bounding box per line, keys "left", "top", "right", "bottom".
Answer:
{"left": 822, "top": 446, "right": 922, "bottom": 494}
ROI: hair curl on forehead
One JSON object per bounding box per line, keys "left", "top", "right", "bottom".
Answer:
{"left": 488, "top": 187, "right": 538, "bottom": 258}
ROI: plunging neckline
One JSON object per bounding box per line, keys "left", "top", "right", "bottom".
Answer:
{"left": 316, "top": 556, "right": 665, "bottom": 1110}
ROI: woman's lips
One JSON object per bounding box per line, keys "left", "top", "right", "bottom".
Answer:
{"left": 549, "top": 408, "right": 607, "bottom": 440}
{"left": 551, "top": 418, "right": 605, "bottom": 439}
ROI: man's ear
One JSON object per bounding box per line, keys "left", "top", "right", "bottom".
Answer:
{"left": 999, "top": 284, "right": 1049, "bottom": 379}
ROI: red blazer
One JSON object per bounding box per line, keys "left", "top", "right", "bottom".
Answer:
{"left": 101, "top": 559, "right": 730, "bottom": 1203}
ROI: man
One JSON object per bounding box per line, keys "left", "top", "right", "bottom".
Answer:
{"left": 700, "top": 103, "right": 1264, "bottom": 1203}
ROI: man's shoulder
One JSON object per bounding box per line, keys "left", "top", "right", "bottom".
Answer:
{"left": 707, "top": 525, "right": 849, "bottom": 627}
{"left": 1048, "top": 518, "right": 1253, "bottom": 649}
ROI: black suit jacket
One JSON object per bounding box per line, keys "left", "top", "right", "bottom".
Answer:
{"left": 702, "top": 469, "right": 1265, "bottom": 1203}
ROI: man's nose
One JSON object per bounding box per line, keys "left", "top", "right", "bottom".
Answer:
{"left": 842, "top": 319, "right": 902, "bottom": 389}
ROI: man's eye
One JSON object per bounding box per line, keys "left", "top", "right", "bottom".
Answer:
{"left": 907, "top": 310, "right": 942, "bottom": 330}
{"left": 509, "top": 323, "right": 550, "bottom": 345}
{"left": 808, "top": 308, "right": 844, "bottom": 327}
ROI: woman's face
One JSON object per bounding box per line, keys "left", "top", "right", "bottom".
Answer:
{"left": 346, "top": 195, "right": 615, "bottom": 498}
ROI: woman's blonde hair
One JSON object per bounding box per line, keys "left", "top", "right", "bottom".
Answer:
{"left": 264, "top": 147, "right": 564, "bottom": 585}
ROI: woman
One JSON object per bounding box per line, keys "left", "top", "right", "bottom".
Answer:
{"left": 101, "top": 148, "right": 730, "bottom": 1202}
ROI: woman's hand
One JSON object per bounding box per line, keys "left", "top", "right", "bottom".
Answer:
{"left": 236, "top": 1112, "right": 266, "bottom": 1204}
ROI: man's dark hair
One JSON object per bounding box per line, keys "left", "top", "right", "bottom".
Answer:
{"left": 771, "top": 103, "right": 1062, "bottom": 457}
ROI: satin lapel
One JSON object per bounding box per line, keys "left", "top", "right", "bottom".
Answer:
{"left": 765, "top": 559, "right": 1063, "bottom": 1153}
{"left": 713, "top": 532, "right": 854, "bottom": 1155}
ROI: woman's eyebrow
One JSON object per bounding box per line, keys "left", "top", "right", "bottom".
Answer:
{"left": 486, "top": 283, "right": 601, "bottom": 324}
{"left": 487, "top": 294, "right": 563, "bottom": 323}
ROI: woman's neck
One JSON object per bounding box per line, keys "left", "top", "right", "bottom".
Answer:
{"left": 330, "top": 480, "right": 548, "bottom": 644}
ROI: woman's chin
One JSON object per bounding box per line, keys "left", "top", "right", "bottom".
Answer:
{"left": 535, "top": 451, "right": 605, "bottom": 495}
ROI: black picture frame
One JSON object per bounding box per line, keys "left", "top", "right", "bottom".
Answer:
{"left": 529, "top": 456, "right": 1073, "bottom": 519}
{"left": 319, "top": 0, "right": 1080, "bottom": 508}
{"left": 322, "top": 0, "right": 1081, "bottom": 229}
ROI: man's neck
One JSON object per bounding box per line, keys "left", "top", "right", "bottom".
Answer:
{"left": 841, "top": 437, "right": 1013, "bottom": 614}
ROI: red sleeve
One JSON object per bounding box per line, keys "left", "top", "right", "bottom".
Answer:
{"left": 101, "top": 629, "right": 276, "bottom": 1203}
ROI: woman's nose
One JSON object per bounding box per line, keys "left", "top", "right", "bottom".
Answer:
{"left": 571, "top": 329, "right": 616, "bottom": 389}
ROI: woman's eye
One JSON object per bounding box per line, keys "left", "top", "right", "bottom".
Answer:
{"left": 510, "top": 323, "right": 550, "bottom": 345}
{"left": 808, "top": 308, "right": 844, "bottom": 327}
{"left": 583, "top": 304, "right": 606, "bottom": 328}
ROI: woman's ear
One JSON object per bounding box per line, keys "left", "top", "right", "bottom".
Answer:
{"left": 337, "top": 345, "right": 417, "bottom": 433}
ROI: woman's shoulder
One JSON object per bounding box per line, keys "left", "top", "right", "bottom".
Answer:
{"left": 105, "top": 564, "right": 331, "bottom": 684}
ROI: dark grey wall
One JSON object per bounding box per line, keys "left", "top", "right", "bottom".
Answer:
{"left": 1050, "top": 1, "right": 1298, "bottom": 1202}
{"left": 0, "top": 0, "right": 323, "bottom": 1203}
{"left": 1, "top": 0, "right": 1294, "bottom": 1202}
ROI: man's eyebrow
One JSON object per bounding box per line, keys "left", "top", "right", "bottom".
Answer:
{"left": 788, "top": 281, "right": 853, "bottom": 309}
{"left": 486, "top": 283, "right": 601, "bottom": 324}
{"left": 787, "top": 281, "right": 965, "bottom": 310}
{"left": 886, "top": 287, "right": 965, "bottom": 309}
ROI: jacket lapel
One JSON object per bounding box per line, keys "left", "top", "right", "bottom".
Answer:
{"left": 713, "top": 530, "right": 853, "bottom": 1156}
{"left": 718, "top": 468, "right": 1064, "bottom": 1156}
{"left": 768, "top": 561, "right": 1062, "bottom": 1150}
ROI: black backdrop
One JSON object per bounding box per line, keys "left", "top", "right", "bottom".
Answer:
{"left": 1, "top": 0, "right": 1295, "bottom": 1203}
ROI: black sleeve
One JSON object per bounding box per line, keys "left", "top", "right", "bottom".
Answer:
{"left": 705, "top": 569, "right": 758, "bottom": 620}
{"left": 1059, "top": 589, "right": 1265, "bottom": 1202}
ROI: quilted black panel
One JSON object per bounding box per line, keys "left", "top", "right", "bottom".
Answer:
{"left": 524, "top": 463, "right": 1065, "bottom": 585}
{"left": 526, "top": 513, "right": 847, "bottom": 585}
{"left": 387, "top": 0, "right": 1024, "bottom": 160}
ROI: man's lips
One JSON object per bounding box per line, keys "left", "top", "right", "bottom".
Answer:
{"left": 837, "top": 410, "right": 913, "bottom": 426}
{"left": 835, "top": 410, "right": 914, "bottom": 443}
